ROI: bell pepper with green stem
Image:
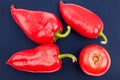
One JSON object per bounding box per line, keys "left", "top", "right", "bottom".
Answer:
{"left": 6, "top": 44, "right": 77, "bottom": 73}
{"left": 11, "top": 5, "right": 71, "bottom": 44}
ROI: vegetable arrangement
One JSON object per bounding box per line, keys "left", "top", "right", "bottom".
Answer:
{"left": 6, "top": 0, "right": 111, "bottom": 77}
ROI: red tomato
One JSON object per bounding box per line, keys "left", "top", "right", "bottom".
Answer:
{"left": 79, "top": 44, "right": 111, "bottom": 76}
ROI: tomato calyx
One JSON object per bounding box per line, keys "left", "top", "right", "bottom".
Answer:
{"left": 92, "top": 55, "right": 99, "bottom": 65}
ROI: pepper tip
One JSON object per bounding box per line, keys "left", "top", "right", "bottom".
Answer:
{"left": 60, "top": 0, "right": 63, "bottom": 4}
{"left": 5, "top": 61, "right": 9, "bottom": 64}
{"left": 11, "top": 5, "right": 14, "bottom": 9}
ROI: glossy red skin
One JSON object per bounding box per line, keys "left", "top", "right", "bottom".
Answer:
{"left": 6, "top": 44, "right": 61, "bottom": 73}
{"left": 59, "top": 1, "right": 103, "bottom": 38}
{"left": 79, "top": 44, "right": 111, "bottom": 76}
{"left": 11, "top": 5, "right": 63, "bottom": 44}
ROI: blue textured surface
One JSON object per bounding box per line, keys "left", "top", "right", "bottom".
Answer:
{"left": 0, "top": 0, "right": 119, "bottom": 80}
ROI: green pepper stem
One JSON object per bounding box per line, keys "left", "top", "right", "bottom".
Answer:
{"left": 58, "top": 53, "right": 77, "bottom": 63}
{"left": 55, "top": 26, "right": 71, "bottom": 38}
{"left": 99, "top": 30, "right": 108, "bottom": 44}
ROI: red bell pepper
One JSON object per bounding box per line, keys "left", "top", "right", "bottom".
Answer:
{"left": 6, "top": 44, "right": 77, "bottom": 73}
{"left": 59, "top": 0, "right": 108, "bottom": 44}
{"left": 11, "top": 5, "right": 71, "bottom": 44}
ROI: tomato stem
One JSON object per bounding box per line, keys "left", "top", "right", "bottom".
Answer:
{"left": 99, "top": 30, "right": 108, "bottom": 44}
{"left": 58, "top": 53, "right": 77, "bottom": 63}
{"left": 92, "top": 56, "right": 99, "bottom": 64}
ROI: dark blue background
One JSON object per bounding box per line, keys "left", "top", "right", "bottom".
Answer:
{"left": 0, "top": 0, "right": 119, "bottom": 80}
